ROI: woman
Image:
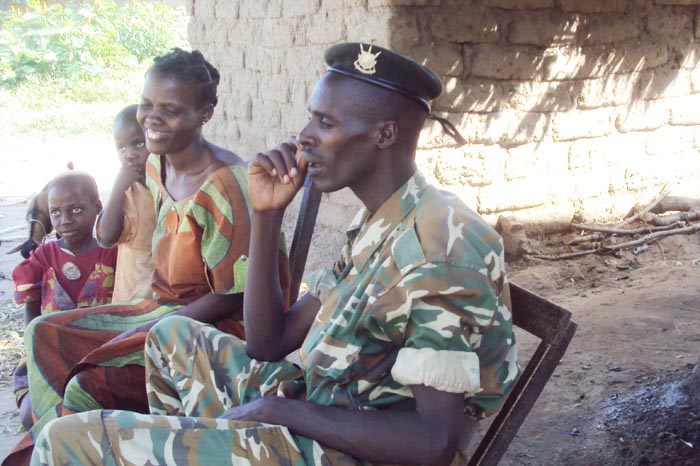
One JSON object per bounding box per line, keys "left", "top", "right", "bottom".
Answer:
{"left": 4, "top": 49, "right": 290, "bottom": 466}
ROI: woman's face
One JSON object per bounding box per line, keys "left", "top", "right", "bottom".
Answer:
{"left": 137, "top": 71, "right": 213, "bottom": 156}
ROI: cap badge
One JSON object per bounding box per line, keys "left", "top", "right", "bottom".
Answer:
{"left": 354, "top": 44, "right": 381, "bottom": 75}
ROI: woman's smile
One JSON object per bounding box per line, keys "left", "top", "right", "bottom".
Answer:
{"left": 146, "top": 128, "right": 169, "bottom": 141}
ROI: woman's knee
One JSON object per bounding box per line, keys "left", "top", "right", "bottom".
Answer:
{"left": 63, "top": 375, "right": 101, "bottom": 414}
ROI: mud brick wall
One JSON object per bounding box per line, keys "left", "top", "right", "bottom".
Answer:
{"left": 187, "top": 0, "right": 700, "bottom": 269}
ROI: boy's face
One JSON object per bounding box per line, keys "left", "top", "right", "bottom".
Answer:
{"left": 48, "top": 183, "right": 101, "bottom": 249}
{"left": 114, "top": 119, "right": 149, "bottom": 177}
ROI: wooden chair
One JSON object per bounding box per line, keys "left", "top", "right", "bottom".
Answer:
{"left": 287, "top": 176, "right": 578, "bottom": 466}
{"left": 468, "top": 283, "right": 577, "bottom": 466}
{"left": 288, "top": 175, "right": 322, "bottom": 304}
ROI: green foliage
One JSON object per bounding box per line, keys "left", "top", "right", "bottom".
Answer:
{"left": 113, "top": 2, "right": 175, "bottom": 63}
{"left": 0, "top": 65, "right": 148, "bottom": 136}
{"left": 0, "top": 0, "right": 176, "bottom": 86}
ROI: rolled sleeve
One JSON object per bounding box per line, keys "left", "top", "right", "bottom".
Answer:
{"left": 388, "top": 262, "right": 515, "bottom": 418}
{"left": 392, "top": 347, "right": 481, "bottom": 395}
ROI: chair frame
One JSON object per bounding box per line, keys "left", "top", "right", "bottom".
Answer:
{"left": 288, "top": 175, "right": 322, "bottom": 304}
{"left": 468, "top": 283, "right": 577, "bottom": 466}
{"left": 287, "top": 176, "right": 577, "bottom": 466}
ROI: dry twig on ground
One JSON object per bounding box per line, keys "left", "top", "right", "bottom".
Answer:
{"left": 534, "top": 191, "right": 700, "bottom": 261}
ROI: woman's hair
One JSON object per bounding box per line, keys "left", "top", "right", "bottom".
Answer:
{"left": 148, "top": 48, "right": 221, "bottom": 107}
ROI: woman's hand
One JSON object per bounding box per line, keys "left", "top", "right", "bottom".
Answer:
{"left": 248, "top": 137, "right": 308, "bottom": 212}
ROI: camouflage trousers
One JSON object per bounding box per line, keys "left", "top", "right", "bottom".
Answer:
{"left": 31, "top": 316, "right": 365, "bottom": 466}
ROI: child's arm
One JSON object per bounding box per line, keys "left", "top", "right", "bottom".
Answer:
{"left": 24, "top": 301, "right": 41, "bottom": 326}
{"left": 97, "top": 166, "right": 142, "bottom": 245}
{"left": 13, "top": 244, "right": 48, "bottom": 324}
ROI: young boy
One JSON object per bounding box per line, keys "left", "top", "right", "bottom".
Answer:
{"left": 12, "top": 171, "right": 117, "bottom": 429}
{"left": 96, "top": 104, "right": 156, "bottom": 301}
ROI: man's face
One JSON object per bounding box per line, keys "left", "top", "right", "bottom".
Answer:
{"left": 297, "top": 73, "right": 381, "bottom": 196}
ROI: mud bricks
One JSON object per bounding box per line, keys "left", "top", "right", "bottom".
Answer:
{"left": 183, "top": 0, "right": 700, "bottom": 236}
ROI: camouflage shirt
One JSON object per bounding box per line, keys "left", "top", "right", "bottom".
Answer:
{"left": 302, "top": 171, "right": 520, "bottom": 419}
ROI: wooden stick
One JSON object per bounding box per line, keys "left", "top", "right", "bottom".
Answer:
{"left": 542, "top": 222, "right": 700, "bottom": 260}
{"left": 0, "top": 199, "right": 29, "bottom": 207}
{"left": 0, "top": 224, "right": 26, "bottom": 236}
{"left": 642, "top": 211, "right": 700, "bottom": 226}
{"left": 565, "top": 222, "right": 683, "bottom": 245}
{"left": 602, "top": 223, "right": 700, "bottom": 251}
{"left": 565, "top": 232, "right": 606, "bottom": 245}
{"left": 1, "top": 235, "right": 29, "bottom": 242}
{"left": 530, "top": 249, "right": 599, "bottom": 261}
{"left": 615, "top": 190, "right": 670, "bottom": 229}
{"left": 570, "top": 222, "right": 684, "bottom": 235}
{"left": 650, "top": 196, "right": 700, "bottom": 214}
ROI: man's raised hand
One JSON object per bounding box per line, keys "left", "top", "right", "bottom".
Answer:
{"left": 248, "top": 137, "right": 308, "bottom": 212}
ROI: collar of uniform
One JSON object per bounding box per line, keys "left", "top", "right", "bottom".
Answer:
{"left": 347, "top": 171, "right": 428, "bottom": 272}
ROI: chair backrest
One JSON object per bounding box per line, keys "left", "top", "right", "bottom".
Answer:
{"left": 288, "top": 175, "right": 322, "bottom": 304}
{"left": 285, "top": 178, "right": 577, "bottom": 466}
{"left": 468, "top": 283, "right": 577, "bottom": 466}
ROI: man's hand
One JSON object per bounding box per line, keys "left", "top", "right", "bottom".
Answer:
{"left": 219, "top": 397, "right": 281, "bottom": 423}
{"left": 248, "top": 138, "right": 309, "bottom": 212}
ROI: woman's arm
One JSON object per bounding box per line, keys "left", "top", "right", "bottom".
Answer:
{"left": 174, "top": 291, "right": 243, "bottom": 323}
{"left": 222, "top": 384, "right": 466, "bottom": 466}
{"left": 110, "top": 292, "right": 244, "bottom": 342}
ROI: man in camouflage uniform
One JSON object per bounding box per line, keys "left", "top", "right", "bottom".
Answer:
{"left": 31, "top": 42, "right": 520, "bottom": 466}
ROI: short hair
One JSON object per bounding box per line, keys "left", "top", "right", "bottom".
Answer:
{"left": 148, "top": 48, "right": 220, "bottom": 107}
{"left": 113, "top": 104, "right": 139, "bottom": 131}
{"left": 46, "top": 171, "right": 99, "bottom": 203}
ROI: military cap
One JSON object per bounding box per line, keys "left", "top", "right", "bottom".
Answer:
{"left": 324, "top": 42, "right": 443, "bottom": 111}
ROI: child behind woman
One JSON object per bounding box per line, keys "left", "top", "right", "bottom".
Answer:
{"left": 96, "top": 104, "right": 156, "bottom": 301}
{"left": 11, "top": 171, "right": 117, "bottom": 429}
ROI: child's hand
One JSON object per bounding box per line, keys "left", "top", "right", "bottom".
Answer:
{"left": 114, "top": 164, "right": 144, "bottom": 191}
{"left": 248, "top": 137, "right": 309, "bottom": 212}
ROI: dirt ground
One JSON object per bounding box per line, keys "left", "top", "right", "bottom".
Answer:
{"left": 499, "top": 237, "right": 700, "bottom": 466}
{"left": 0, "top": 136, "right": 699, "bottom": 464}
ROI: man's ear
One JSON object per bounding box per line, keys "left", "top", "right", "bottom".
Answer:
{"left": 377, "top": 121, "right": 398, "bottom": 149}
{"left": 96, "top": 199, "right": 103, "bottom": 214}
